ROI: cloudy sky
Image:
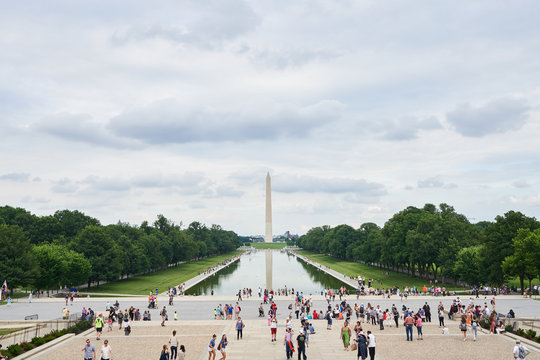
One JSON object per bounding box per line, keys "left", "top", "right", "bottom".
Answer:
{"left": 1, "top": 0, "right": 539, "bottom": 235}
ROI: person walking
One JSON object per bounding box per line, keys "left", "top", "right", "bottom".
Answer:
{"left": 367, "top": 330, "right": 376, "bottom": 360}
{"left": 169, "top": 330, "right": 179, "bottom": 360}
{"left": 94, "top": 314, "right": 104, "bottom": 340}
{"left": 99, "top": 339, "right": 112, "bottom": 360}
{"left": 392, "top": 307, "right": 399, "bottom": 328}
{"left": 208, "top": 334, "right": 217, "bottom": 360}
{"left": 297, "top": 328, "right": 307, "bottom": 360}
{"left": 270, "top": 315, "right": 278, "bottom": 342}
{"left": 404, "top": 313, "right": 414, "bottom": 341}
{"left": 236, "top": 317, "right": 245, "bottom": 340}
{"left": 513, "top": 340, "right": 530, "bottom": 360}
{"left": 415, "top": 315, "right": 423, "bottom": 340}
{"left": 356, "top": 331, "right": 368, "bottom": 360}
{"left": 284, "top": 328, "right": 294, "bottom": 359}
{"left": 82, "top": 339, "right": 96, "bottom": 360}
{"left": 423, "top": 303, "right": 431, "bottom": 322}
{"left": 218, "top": 334, "right": 228, "bottom": 360}
{"left": 459, "top": 316, "right": 468, "bottom": 341}
{"left": 341, "top": 321, "right": 351, "bottom": 351}
{"left": 161, "top": 306, "right": 167, "bottom": 327}
{"left": 471, "top": 316, "right": 478, "bottom": 341}
{"left": 438, "top": 308, "right": 445, "bottom": 327}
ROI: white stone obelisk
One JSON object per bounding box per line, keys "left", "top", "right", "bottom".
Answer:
{"left": 265, "top": 172, "right": 273, "bottom": 291}
{"left": 265, "top": 172, "right": 272, "bottom": 243}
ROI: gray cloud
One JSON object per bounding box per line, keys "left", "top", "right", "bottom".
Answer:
{"left": 513, "top": 180, "right": 530, "bottom": 188}
{"left": 0, "top": 172, "right": 30, "bottom": 182}
{"left": 111, "top": 0, "right": 260, "bottom": 50}
{"left": 108, "top": 99, "right": 344, "bottom": 144}
{"left": 418, "top": 176, "right": 444, "bottom": 188}
{"left": 273, "top": 174, "right": 386, "bottom": 197}
{"left": 365, "top": 116, "right": 442, "bottom": 141}
{"left": 244, "top": 46, "right": 341, "bottom": 69}
{"left": 34, "top": 113, "right": 141, "bottom": 149}
{"left": 51, "top": 178, "right": 79, "bottom": 193}
{"left": 446, "top": 98, "right": 530, "bottom": 137}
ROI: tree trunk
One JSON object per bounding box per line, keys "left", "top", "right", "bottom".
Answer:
{"left": 519, "top": 276, "right": 524, "bottom": 295}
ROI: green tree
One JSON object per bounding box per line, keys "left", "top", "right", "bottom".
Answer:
{"left": 0, "top": 224, "right": 38, "bottom": 294}
{"left": 481, "top": 211, "right": 539, "bottom": 285}
{"left": 72, "top": 225, "right": 121, "bottom": 286}
{"left": 454, "top": 246, "right": 482, "bottom": 286}
{"left": 502, "top": 228, "right": 540, "bottom": 293}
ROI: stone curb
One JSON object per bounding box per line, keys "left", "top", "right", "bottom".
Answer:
{"left": 12, "top": 333, "right": 75, "bottom": 360}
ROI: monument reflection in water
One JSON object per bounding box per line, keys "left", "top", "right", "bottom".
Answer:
{"left": 186, "top": 250, "right": 353, "bottom": 296}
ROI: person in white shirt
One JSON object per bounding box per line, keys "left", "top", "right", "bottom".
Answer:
{"left": 513, "top": 341, "right": 530, "bottom": 360}
{"left": 367, "top": 330, "right": 375, "bottom": 360}
{"left": 100, "top": 340, "right": 112, "bottom": 360}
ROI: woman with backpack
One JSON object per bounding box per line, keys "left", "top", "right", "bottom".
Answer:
{"left": 459, "top": 315, "right": 468, "bottom": 341}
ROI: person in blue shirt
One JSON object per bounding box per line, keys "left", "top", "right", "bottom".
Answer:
{"left": 208, "top": 334, "right": 217, "bottom": 360}
{"left": 218, "top": 334, "right": 228, "bottom": 360}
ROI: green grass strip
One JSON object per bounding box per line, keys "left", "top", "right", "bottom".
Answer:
{"left": 86, "top": 251, "right": 243, "bottom": 295}
{"left": 296, "top": 250, "right": 465, "bottom": 290}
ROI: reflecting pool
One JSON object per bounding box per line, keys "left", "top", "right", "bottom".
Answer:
{"left": 186, "top": 250, "right": 353, "bottom": 295}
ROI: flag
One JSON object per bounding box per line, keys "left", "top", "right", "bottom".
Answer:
{"left": 2, "top": 280, "right": 6, "bottom": 291}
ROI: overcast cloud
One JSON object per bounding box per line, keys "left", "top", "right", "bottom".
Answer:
{"left": 1, "top": 0, "right": 540, "bottom": 235}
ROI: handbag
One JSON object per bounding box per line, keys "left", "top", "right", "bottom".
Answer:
{"left": 351, "top": 343, "right": 357, "bottom": 351}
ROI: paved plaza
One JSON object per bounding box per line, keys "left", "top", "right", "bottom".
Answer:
{"left": 22, "top": 316, "right": 540, "bottom": 360}
{"left": 1, "top": 295, "right": 539, "bottom": 359}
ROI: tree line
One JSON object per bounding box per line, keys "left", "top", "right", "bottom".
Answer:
{"left": 297, "top": 203, "right": 540, "bottom": 292}
{"left": 0, "top": 206, "right": 241, "bottom": 295}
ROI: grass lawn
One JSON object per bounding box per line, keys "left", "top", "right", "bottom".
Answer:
{"left": 296, "top": 250, "right": 466, "bottom": 290}
{"left": 87, "top": 251, "right": 243, "bottom": 295}
{"left": 0, "top": 328, "right": 24, "bottom": 336}
{"left": 250, "top": 242, "right": 287, "bottom": 249}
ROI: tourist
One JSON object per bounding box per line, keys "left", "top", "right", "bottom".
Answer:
{"left": 123, "top": 316, "right": 131, "bottom": 336}
{"left": 356, "top": 330, "right": 368, "bottom": 360}
{"left": 471, "top": 316, "right": 478, "bottom": 341}
{"left": 82, "top": 339, "right": 96, "bottom": 360}
{"left": 95, "top": 314, "right": 104, "bottom": 340}
{"left": 438, "top": 308, "right": 445, "bottom": 327}
{"left": 160, "top": 344, "right": 170, "bottom": 360}
{"left": 161, "top": 306, "right": 167, "bottom": 327}
{"left": 169, "top": 330, "right": 179, "bottom": 360}
{"left": 234, "top": 302, "right": 241, "bottom": 319}
{"left": 236, "top": 317, "right": 245, "bottom": 339}
{"left": 423, "top": 302, "right": 431, "bottom": 322}
{"left": 392, "top": 306, "right": 399, "bottom": 328}
{"left": 460, "top": 315, "right": 468, "bottom": 341}
{"left": 367, "top": 330, "right": 376, "bottom": 360}
{"left": 284, "top": 328, "right": 294, "bottom": 359}
{"left": 270, "top": 315, "right": 278, "bottom": 342}
{"left": 297, "top": 327, "right": 307, "bottom": 360}
{"left": 326, "top": 310, "right": 333, "bottom": 330}
{"left": 174, "top": 311, "right": 178, "bottom": 321}
{"left": 404, "top": 313, "right": 414, "bottom": 341}
{"left": 99, "top": 339, "right": 111, "bottom": 360}
{"left": 218, "top": 334, "right": 228, "bottom": 360}
{"left": 178, "top": 345, "right": 186, "bottom": 360}
{"left": 415, "top": 314, "right": 423, "bottom": 340}
{"left": 208, "top": 334, "right": 217, "bottom": 360}
{"left": 513, "top": 340, "right": 530, "bottom": 360}
{"left": 341, "top": 320, "right": 352, "bottom": 351}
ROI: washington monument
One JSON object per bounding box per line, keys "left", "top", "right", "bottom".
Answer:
{"left": 265, "top": 172, "right": 273, "bottom": 290}
{"left": 265, "top": 172, "right": 272, "bottom": 243}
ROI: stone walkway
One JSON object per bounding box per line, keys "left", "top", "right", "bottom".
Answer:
{"left": 25, "top": 317, "right": 540, "bottom": 360}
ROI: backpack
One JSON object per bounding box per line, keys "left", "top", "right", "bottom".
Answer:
{"left": 460, "top": 323, "right": 467, "bottom": 331}
{"left": 519, "top": 345, "right": 526, "bottom": 358}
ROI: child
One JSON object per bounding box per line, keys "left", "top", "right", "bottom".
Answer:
{"left": 174, "top": 311, "right": 178, "bottom": 321}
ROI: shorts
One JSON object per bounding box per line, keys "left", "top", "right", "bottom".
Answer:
{"left": 96, "top": 327, "right": 102, "bottom": 332}
{"left": 271, "top": 328, "right": 277, "bottom": 335}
